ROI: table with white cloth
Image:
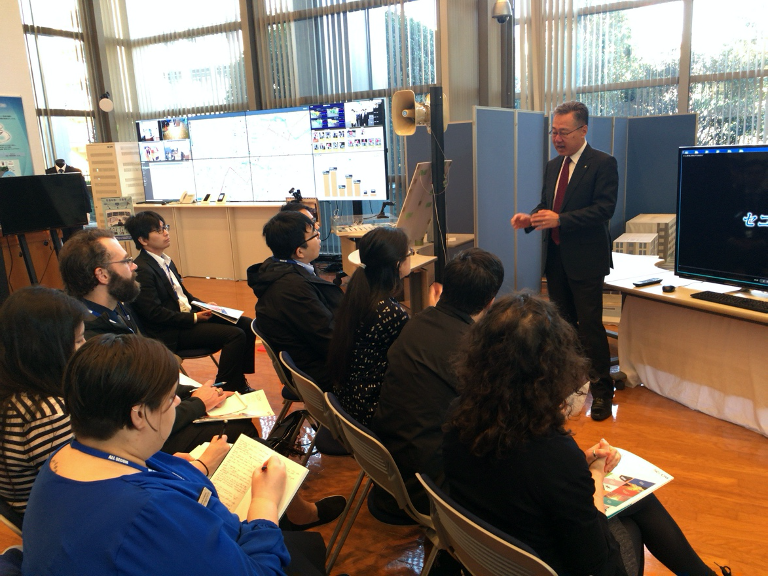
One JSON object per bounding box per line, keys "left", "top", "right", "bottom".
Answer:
{"left": 605, "top": 253, "right": 768, "bottom": 436}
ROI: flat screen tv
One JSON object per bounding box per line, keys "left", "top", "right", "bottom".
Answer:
{"left": 676, "top": 145, "right": 768, "bottom": 291}
{"left": 309, "top": 98, "right": 387, "bottom": 201}
{"left": 0, "top": 174, "right": 90, "bottom": 235}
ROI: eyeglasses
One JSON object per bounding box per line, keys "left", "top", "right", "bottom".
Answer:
{"left": 152, "top": 224, "right": 171, "bottom": 233}
{"left": 107, "top": 256, "right": 134, "bottom": 266}
{"left": 549, "top": 125, "right": 585, "bottom": 138}
{"left": 296, "top": 232, "right": 320, "bottom": 252}
{"left": 405, "top": 248, "right": 416, "bottom": 258}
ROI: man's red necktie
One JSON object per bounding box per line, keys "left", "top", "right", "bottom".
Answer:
{"left": 551, "top": 156, "right": 571, "bottom": 245}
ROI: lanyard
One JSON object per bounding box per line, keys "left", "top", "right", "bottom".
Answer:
{"left": 86, "top": 305, "right": 135, "bottom": 333}
{"left": 70, "top": 439, "right": 150, "bottom": 473}
{"left": 272, "top": 256, "right": 298, "bottom": 265}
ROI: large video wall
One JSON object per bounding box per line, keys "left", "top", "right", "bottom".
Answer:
{"left": 136, "top": 99, "right": 386, "bottom": 202}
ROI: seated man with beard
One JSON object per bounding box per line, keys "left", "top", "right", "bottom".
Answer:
{"left": 58, "top": 229, "right": 250, "bottom": 454}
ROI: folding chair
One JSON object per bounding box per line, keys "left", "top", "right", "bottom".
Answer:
{"left": 176, "top": 347, "right": 219, "bottom": 377}
{"left": 279, "top": 353, "right": 360, "bottom": 572}
{"left": 0, "top": 499, "right": 21, "bottom": 537}
{"left": 251, "top": 320, "right": 302, "bottom": 424}
{"left": 416, "top": 473, "right": 557, "bottom": 576}
{"left": 326, "top": 393, "right": 440, "bottom": 575}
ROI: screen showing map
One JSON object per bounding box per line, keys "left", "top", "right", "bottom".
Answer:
{"left": 136, "top": 99, "right": 387, "bottom": 202}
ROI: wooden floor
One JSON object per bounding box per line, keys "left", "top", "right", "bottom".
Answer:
{"left": 6, "top": 277, "right": 767, "bottom": 575}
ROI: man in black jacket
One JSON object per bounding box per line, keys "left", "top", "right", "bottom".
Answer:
{"left": 58, "top": 228, "right": 247, "bottom": 454}
{"left": 125, "top": 211, "right": 256, "bottom": 394}
{"left": 247, "top": 211, "right": 343, "bottom": 391}
{"left": 370, "top": 248, "right": 504, "bottom": 517}
{"left": 511, "top": 101, "right": 618, "bottom": 421}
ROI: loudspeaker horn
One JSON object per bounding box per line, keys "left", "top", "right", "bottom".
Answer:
{"left": 392, "top": 90, "right": 449, "bottom": 136}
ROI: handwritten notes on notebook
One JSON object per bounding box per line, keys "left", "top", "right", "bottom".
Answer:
{"left": 210, "top": 434, "right": 308, "bottom": 519}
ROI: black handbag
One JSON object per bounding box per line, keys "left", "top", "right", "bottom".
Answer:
{"left": 264, "top": 410, "right": 311, "bottom": 458}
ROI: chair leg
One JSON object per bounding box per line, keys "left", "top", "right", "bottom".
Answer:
{"left": 326, "top": 476, "right": 373, "bottom": 573}
{"left": 300, "top": 426, "right": 319, "bottom": 466}
{"left": 421, "top": 543, "right": 440, "bottom": 576}
{"left": 325, "top": 469, "right": 365, "bottom": 558}
{"left": 275, "top": 400, "right": 292, "bottom": 425}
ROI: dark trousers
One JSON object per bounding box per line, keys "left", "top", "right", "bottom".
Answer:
{"left": 161, "top": 418, "right": 258, "bottom": 454}
{"left": 175, "top": 315, "right": 256, "bottom": 391}
{"left": 545, "top": 241, "right": 613, "bottom": 398}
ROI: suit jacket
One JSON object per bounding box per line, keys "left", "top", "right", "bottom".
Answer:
{"left": 45, "top": 165, "right": 82, "bottom": 174}
{"left": 532, "top": 144, "right": 618, "bottom": 280}
{"left": 132, "top": 250, "right": 200, "bottom": 351}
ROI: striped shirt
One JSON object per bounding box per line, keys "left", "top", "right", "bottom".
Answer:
{"left": 0, "top": 394, "right": 72, "bottom": 513}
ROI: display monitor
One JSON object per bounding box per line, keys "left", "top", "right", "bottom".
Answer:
{"left": 0, "top": 174, "right": 90, "bottom": 235}
{"left": 137, "top": 116, "right": 193, "bottom": 200}
{"left": 134, "top": 100, "right": 388, "bottom": 204}
{"left": 309, "top": 98, "right": 387, "bottom": 201}
{"left": 675, "top": 145, "right": 768, "bottom": 291}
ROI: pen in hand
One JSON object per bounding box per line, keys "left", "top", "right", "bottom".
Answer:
{"left": 219, "top": 419, "right": 228, "bottom": 440}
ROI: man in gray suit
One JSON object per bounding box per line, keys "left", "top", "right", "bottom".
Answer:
{"left": 511, "top": 101, "right": 618, "bottom": 421}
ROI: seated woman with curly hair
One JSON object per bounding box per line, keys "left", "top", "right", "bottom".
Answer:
{"left": 442, "top": 293, "right": 725, "bottom": 576}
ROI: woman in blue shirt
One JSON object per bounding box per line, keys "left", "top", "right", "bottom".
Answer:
{"left": 22, "top": 333, "right": 320, "bottom": 576}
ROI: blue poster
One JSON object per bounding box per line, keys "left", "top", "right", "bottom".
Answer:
{"left": 0, "top": 96, "right": 34, "bottom": 177}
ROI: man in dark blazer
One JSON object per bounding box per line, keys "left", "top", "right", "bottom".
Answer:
{"left": 511, "top": 101, "right": 618, "bottom": 421}
{"left": 124, "top": 211, "right": 256, "bottom": 393}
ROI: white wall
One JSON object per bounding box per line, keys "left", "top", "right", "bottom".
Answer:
{"left": 0, "top": 0, "right": 46, "bottom": 173}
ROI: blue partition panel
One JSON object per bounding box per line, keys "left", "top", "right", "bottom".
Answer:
{"left": 625, "top": 114, "right": 696, "bottom": 219}
{"left": 404, "top": 122, "right": 474, "bottom": 234}
{"left": 514, "top": 112, "right": 546, "bottom": 292}
{"left": 475, "top": 108, "right": 545, "bottom": 295}
{"left": 588, "top": 116, "right": 613, "bottom": 156}
{"left": 611, "top": 117, "right": 629, "bottom": 241}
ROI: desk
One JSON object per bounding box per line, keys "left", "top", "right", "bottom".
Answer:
{"left": 348, "top": 250, "right": 437, "bottom": 313}
{"left": 606, "top": 253, "right": 768, "bottom": 436}
{"left": 144, "top": 203, "right": 282, "bottom": 280}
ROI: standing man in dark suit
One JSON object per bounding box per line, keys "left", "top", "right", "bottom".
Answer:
{"left": 124, "top": 211, "right": 256, "bottom": 393}
{"left": 511, "top": 101, "right": 618, "bottom": 421}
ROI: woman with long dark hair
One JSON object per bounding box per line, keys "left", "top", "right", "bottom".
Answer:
{"left": 443, "top": 293, "right": 726, "bottom": 576}
{"left": 328, "top": 227, "right": 410, "bottom": 426}
{"left": 0, "top": 286, "right": 88, "bottom": 514}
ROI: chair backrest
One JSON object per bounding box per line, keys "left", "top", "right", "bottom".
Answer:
{"left": 416, "top": 473, "right": 557, "bottom": 576}
{"left": 251, "top": 319, "right": 300, "bottom": 396}
{"left": 325, "top": 391, "right": 432, "bottom": 529}
{"left": 279, "top": 351, "right": 346, "bottom": 445}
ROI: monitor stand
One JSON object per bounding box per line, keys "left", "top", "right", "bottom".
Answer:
{"left": 352, "top": 200, "right": 363, "bottom": 222}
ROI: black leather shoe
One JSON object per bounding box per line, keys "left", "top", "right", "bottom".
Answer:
{"left": 590, "top": 397, "right": 613, "bottom": 421}
{"left": 280, "top": 495, "right": 346, "bottom": 531}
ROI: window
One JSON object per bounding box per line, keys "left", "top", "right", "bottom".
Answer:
{"left": 574, "top": 1, "right": 682, "bottom": 117}
{"left": 689, "top": 0, "right": 768, "bottom": 144}
{"left": 21, "top": 0, "right": 95, "bottom": 177}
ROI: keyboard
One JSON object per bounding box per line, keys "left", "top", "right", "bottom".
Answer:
{"left": 333, "top": 222, "right": 396, "bottom": 234}
{"left": 689, "top": 291, "right": 768, "bottom": 314}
